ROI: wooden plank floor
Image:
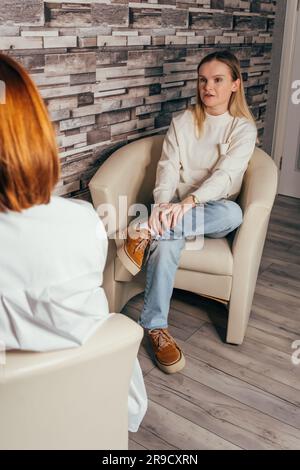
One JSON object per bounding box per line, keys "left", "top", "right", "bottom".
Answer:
{"left": 124, "top": 195, "right": 300, "bottom": 450}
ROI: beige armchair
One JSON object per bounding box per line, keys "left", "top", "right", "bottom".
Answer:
{"left": 0, "top": 314, "right": 143, "bottom": 450}
{"left": 89, "top": 135, "right": 278, "bottom": 345}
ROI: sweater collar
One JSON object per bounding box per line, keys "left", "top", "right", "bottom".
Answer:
{"left": 205, "top": 110, "right": 232, "bottom": 123}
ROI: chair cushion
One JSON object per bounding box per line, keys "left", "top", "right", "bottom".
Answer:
{"left": 179, "top": 237, "right": 233, "bottom": 276}
{"left": 115, "top": 236, "right": 233, "bottom": 282}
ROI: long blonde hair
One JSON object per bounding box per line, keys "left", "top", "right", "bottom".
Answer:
{"left": 192, "top": 50, "right": 256, "bottom": 138}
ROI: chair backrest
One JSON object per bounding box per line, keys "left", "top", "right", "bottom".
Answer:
{"left": 89, "top": 134, "right": 164, "bottom": 232}
{"left": 89, "top": 134, "right": 278, "bottom": 231}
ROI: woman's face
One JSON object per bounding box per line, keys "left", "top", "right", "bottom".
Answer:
{"left": 198, "top": 59, "right": 240, "bottom": 114}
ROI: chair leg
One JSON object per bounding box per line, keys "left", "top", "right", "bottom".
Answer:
{"left": 226, "top": 295, "right": 252, "bottom": 345}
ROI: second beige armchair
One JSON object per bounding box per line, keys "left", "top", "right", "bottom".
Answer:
{"left": 0, "top": 314, "right": 143, "bottom": 450}
{"left": 89, "top": 135, "right": 278, "bottom": 345}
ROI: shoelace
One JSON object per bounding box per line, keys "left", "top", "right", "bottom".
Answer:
{"left": 133, "top": 238, "right": 150, "bottom": 254}
{"left": 150, "top": 329, "right": 175, "bottom": 351}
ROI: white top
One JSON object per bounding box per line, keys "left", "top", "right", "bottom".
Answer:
{"left": 0, "top": 196, "right": 109, "bottom": 351}
{"left": 153, "top": 108, "right": 258, "bottom": 204}
{"left": 0, "top": 196, "right": 147, "bottom": 432}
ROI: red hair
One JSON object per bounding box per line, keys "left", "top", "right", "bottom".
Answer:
{"left": 0, "top": 53, "right": 59, "bottom": 212}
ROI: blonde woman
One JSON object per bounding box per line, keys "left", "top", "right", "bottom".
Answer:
{"left": 0, "top": 53, "right": 147, "bottom": 433}
{"left": 118, "top": 50, "right": 258, "bottom": 374}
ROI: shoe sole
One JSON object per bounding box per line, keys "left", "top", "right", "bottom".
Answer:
{"left": 116, "top": 242, "right": 141, "bottom": 276}
{"left": 155, "top": 351, "right": 186, "bottom": 374}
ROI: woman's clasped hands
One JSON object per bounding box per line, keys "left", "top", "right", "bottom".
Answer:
{"left": 148, "top": 196, "right": 196, "bottom": 237}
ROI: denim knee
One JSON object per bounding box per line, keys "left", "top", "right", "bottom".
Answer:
{"left": 225, "top": 200, "right": 243, "bottom": 231}
{"left": 149, "top": 238, "right": 185, "bottom": 263}
{"left": 204, "top": 199, "right": 243, "bottom": 238}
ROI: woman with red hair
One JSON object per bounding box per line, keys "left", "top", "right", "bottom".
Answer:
{"left": 0, "top": 53, "right": 147, "bottom": 433}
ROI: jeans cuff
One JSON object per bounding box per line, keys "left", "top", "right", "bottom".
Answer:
{"left": 138, "top": 320, "right": 168, "bottom": 330}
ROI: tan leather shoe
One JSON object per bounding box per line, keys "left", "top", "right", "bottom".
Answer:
{"left": 117, "top": 227, "right": 151, "bottom": 275}
{"left": 148, "top": 328, "right": 185, "bottom": 374}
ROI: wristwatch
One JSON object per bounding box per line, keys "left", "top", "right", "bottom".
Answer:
{"left": 190, "top": 194, "right": 200, "bottom": 205}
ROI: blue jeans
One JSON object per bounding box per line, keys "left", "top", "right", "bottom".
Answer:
{"left": 139, "top": 199, "right": 243, "bottom": 330}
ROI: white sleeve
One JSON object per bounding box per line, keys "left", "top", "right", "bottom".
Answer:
{"left": 153, "top": 119, "right": 180, "bottom": 204}
{"left": 191, "top": 122, "right": 257, "bottom": 203}
{"left": 69, "top": 197, "right": 108, "bottom": 267}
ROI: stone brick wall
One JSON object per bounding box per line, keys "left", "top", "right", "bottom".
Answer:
{"left": 0, "top": 0, "right": 277, "bottom": 200}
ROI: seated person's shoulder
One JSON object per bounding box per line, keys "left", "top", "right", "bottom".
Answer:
{"left": 52, "top": 196, "right": 107, "bottom": 242}
{"left": 171, "top": 108, "right": 194, "bottom": 133}
{"left": 53, "top": 196, "right": 98, "bottom": 222}
{"left": 172, "top": 108, "right": 193, "bottom": 125}
{"left": 234, "top": 115, "right": 257, "bottom": 136}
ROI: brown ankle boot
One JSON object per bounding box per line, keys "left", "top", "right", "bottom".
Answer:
{"left": 148, "top": 328, "right": 185, "bottom": 374}
{"left": 117, "top": 227, "right": 151, "bottom": 275}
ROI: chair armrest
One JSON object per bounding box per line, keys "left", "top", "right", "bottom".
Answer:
{"left": 232, "top": 147, "right": 278, "bottom": 259}
{"left": 226, "top": 148, "right": 278, "bottom": 343}
{"left": 237, "top": 147, "right": 279, "bottom": 212}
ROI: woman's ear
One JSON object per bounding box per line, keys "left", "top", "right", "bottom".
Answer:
{"left": 232, "top": 78, "right": 240, "bottom": 93}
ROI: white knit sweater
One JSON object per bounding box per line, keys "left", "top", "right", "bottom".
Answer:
{"left": 153, "top": 108, "right": 258, "bottom": 204}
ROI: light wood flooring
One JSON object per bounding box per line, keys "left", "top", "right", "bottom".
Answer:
{"left": 123, "top": 195, "right": 300, "bottom": 450}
